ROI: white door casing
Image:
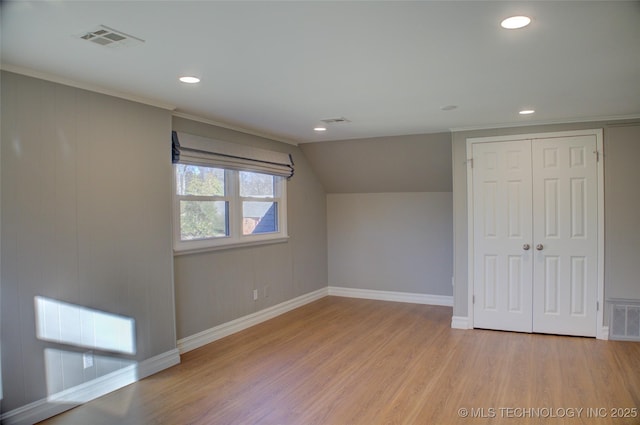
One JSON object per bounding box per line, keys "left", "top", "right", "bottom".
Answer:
{"left": 467, "top": 130, "right": 604, "bottom": 338}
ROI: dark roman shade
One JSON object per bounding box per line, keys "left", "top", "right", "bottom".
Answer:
{"left": 172, "top": 131, "right": 294, "bottom": 178}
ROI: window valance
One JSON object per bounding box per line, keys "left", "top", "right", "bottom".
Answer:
{"left": 172, "top": 131, "right": 294, "bottom": 178}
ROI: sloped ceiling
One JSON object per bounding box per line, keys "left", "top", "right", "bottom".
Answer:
{"left": 300, "top": 133, "right": 452, "bottom": 193}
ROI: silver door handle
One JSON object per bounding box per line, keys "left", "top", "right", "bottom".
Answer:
{"left": 536, "top": 244, "right": 544, "bottom": 251}
{"left": 523, "top": 244, "right": 530, "bottom": 251}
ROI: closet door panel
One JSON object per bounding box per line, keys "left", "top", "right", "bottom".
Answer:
{"left": 531, "top": 135, "right": 598, "bottom": 336}
{"left": 472, "top": 140, "right": 533, "bottom": 332}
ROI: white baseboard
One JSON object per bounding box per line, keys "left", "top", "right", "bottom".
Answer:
{"left": 328, "top": 286, "right": 453, "bottom": 307}
{"left": 451, "top": 316, "right": 470, "bottom": 329}
{"left": 137, "top": 348, "right": 181, "bottom": 379}
{"left": 598, "top": 326, "right": 609, "bottom": 340}
{"left": 0, "top": 349, "right": 180, "bottom": 425}
{"left": 177, "top": 287, "right": 328, "bottom": 354}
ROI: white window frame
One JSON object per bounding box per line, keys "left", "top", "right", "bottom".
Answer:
{"left": 173, "top": 164, "right": 288, "bottom": 255}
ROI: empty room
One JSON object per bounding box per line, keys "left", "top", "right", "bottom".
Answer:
{"left": 1, "top": 1, "right": 640, "bottom": 424}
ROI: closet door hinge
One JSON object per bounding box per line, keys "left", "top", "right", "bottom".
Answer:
{"left": 594, "top": 150, "right": 600, "bottom": 162}
{"left": 467, "top": 158, "right": 474, "bottom": 168}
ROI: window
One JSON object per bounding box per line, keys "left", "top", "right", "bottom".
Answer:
{"left": 174, "top": 164, "right": 287, "bottom": 253}
{"left": 171, "top": 130, "right": 292, "bottom": 253}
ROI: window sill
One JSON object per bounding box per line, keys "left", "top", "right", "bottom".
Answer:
{"left": 173, "top": 236, "right": 289, "bottom": 256}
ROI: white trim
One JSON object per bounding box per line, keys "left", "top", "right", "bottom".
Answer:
{"left": 600, "top": 326, "right": 610, "bottom": 341}
{"left": 0, "top": 395, "right": 73, "bottom": 425}
{"left": 136, "top": 348, "right": 181, "bottom": 379}
{"left": 177, "top": 288, "right": 328, "bottom": 354}
{"left": 172, "top": 111, "right": 299, "bottom": 146}
{"left": 466, "top": 141, "right": 475, "bottom": 329}
{"left": 46, "top": 362, "right": 138, "bottom": 405}
{"left": 451, "top": 316, "right": 471, "bottom": 329}
{"left": 595, "top": 129, "right": 606, "bottom": 339}
{"left": 466, "top": 129, "right": 605, "bottom": 338}
{"left": 328, "top": 286, "right": 453, "bottom": 307}
{"left": 1, "top": 63, "right": 176, "bottom": 111}
{"left": 450, "top": 114, "right": 640, "bottom": 133}
{"left": 173, "top": 236, "right": 289, "bottom": 256}
{"left": 0, "top": 349, "right": 180, "bottom": 425}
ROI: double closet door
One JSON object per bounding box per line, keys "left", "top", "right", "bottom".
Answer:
{"left": 472, "top": 134, "right": 599, "bottom": 337}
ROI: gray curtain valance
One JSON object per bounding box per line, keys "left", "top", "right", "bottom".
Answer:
{"left": 172, "top": 131, "right": 294, "bottom": 178}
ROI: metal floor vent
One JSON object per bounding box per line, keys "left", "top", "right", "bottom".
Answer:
{"left": 609, "top": 299, "right": 640, "bottom": 341}
{"left": 78, "top": 25, "right": 144, "bottom": 48}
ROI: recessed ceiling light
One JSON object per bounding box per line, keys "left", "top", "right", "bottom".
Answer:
{"left": 179, "top": 76, "right": 200, "bottom": 84}
{"left": 519, "top": 109, "right": 535, "bottom": 115}
{"left": 313, "top": 127, "right": 327, "bottom": 132}
{"left": 501, "top": 16, "right": 531, "bottom": 29}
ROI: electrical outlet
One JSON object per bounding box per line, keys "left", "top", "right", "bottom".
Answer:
{"left": 253, "top": 289, "right": 258, "bottom": 301}
{"left": 83, "top": 351, "right": 94, "bottom": 369}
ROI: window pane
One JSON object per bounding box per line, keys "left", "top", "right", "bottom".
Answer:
{"left": 180, "top": 200, "right": 228, "bottom": 240}
{"left": 176, "top": 164, "right": 225, "bottom": 196}
{"left": 239, "top": 171, "right": 274, "bottom": 197}
{"left": 243, "top": 202, "right": 278, "bottom": 235}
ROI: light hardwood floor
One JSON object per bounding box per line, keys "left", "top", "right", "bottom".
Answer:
{"left": 40, "top": 296, "right": 640, "bottom": 424}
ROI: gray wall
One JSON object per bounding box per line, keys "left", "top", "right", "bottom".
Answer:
{"left": 302, "top": 133, "right": 453, "bottom": 297}
{"left": 328, "top": 192, "right": 452, "bottom": 295}
{"left": 1, "top": 72, "right": 176, "bottom": 412}
{"left": 451, "top": 121, "right": 640, "bottom": 318}
{"left": 172, "top": 117, "right": 328, "bottom": 340}
{"left": 603, "top": 124, "right": 640, "bottom": 301}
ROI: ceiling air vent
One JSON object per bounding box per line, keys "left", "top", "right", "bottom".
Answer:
{"left": 78, "top": 25, "right": 144, "bottom": 48}
{"left": 321, "top": 117, "right": 351, "bottom": 125}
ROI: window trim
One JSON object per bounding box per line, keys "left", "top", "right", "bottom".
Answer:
{"left": 172, "top": 164, "right": 288, "bottom": 255}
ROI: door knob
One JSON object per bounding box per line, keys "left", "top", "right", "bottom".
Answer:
{"left": 523, "top": 244, "right": 530, "bottom": 251}
{"left": 536, "top": 244, "right": 544, "bottom": 251}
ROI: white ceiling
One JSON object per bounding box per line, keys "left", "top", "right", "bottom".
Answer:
{"left": 2, "top": 1, "right": 639, "bottom": 144}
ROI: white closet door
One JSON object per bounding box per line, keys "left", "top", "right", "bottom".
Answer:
{"left": 472, "top": 140, "right": 533, "bottom": 332}
{"left": 531, "top": 135, "right": 598, "bottom": 336}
